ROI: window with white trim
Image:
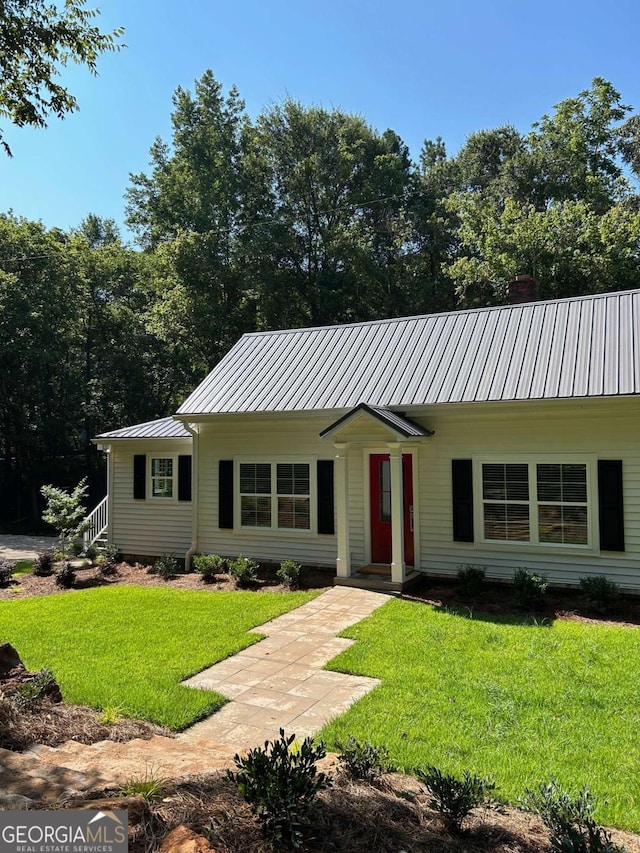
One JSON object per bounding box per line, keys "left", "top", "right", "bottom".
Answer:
{"left": 239, "top": 462, "right": 311, "bottom": 530}
{"left": 480, "top": 461, "right": 589, "bottom": 546}
{"left": 151, "top": 457, "right": 174, "bottom": 498}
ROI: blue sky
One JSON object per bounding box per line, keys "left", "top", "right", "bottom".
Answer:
{"left": 1, "top": 0, "right": 639, "bottom": 240}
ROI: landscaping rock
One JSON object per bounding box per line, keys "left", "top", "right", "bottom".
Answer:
{"left": 0, "top": 642, "right": 22, "bottom": 677}
{"left": 0, "top": 644, "right": 63, "bottom": 703}
{"left": 159, "top": 825, "right": 218, "bottom": 853}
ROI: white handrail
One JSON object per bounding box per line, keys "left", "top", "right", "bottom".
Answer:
{"left": 83, "top": 496, "right": 108, "bottom": 547}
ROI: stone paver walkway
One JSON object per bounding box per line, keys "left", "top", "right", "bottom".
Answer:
{"left": 6, "top": 586, "right": 389, "bottom": 803}
{"left": 0, "top": 534, "right": 56, "bottom": 560}
{"left": 181, "top": 585, "right": 387, "bottom": 748}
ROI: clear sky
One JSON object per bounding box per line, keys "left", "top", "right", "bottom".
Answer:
{"left": 1, "top": 0, "right": 639, "bottom": 241}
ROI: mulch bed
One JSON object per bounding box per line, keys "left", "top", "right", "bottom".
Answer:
{"left": 0, "top": 560, "right": 328, "bottom": 600}
{"left": 402, "top": 576, "right": 640, "bottom": 628}
{"left": 0, "top": 697, "right": 170, "bottom": 752}
{"left": 71, "top": 767, "right": 640, "bottom": 853}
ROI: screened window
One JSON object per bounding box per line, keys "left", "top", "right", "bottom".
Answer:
{"left": 239, "top": 462, "right": 311, "bottom": 530}
{"left": 151, "top": 458, "right": 174, "bottom": 498}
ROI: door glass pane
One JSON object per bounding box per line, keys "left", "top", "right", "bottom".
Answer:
{"left": 380, "top": 459, "right": 391, "bottom": 522}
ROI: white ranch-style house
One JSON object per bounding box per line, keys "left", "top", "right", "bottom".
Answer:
{"left": 90, "top": 280, "right": 640, "bottom": 591}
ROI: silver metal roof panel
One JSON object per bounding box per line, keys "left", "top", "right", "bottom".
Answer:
{"left": 177, "top": 288, "right": 640, "bottom": 415}
{"left": 96, "top": 417, "right": 191, "bottom": 440}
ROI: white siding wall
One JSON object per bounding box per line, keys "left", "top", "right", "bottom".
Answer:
{"left": 407, "top": 397, "right": 640, "bottom": 589}
{"left": 109, "top": 439, "right": 193, "bottom": 557}
{"left": 106, "top": 397, "right": 640, "bottom": 588}
{"left": 197, "top": 414, "right": 337, "bottom": 565}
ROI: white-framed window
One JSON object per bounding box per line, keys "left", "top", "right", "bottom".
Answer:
{"left": 150, "top": 457, "right": 174, "bottom": 499}
{"left": 238, "top": 461, "right": 313, "bottom": 532}
{"left": 477, "top": 458, "right": 591, "bottom": 548}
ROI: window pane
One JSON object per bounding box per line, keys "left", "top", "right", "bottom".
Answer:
{"left": 240, "top": 463, "right": 271, "bottom": 494}
{"left": 380, "top": 459, "right": 391, "bottom": 522}
{"left": 561, "top": 464, "right": 587, "bottom": 503}
{"left": 539, "top": 505, "right": 588, "bottom": 545}
{"left": 537, "top": 464, "right": 561, "bottom": 502}
{"left": 152, "top": 458, "right": 172, "bottom": 477}
{"left": 537, "top": 464, "right": 587, "bottom": 503}
{"left": 277, "top": 463, "right": 309, "bottom": 496}
{"left": 482, "top": 464, "right": 506, "bottom": 500}
{"left": 484, "top": 503, "right": 530, "bottom": 541}
{"left": 278, "top": 496, "right": 310, "bottom": 529}
{"left": 152, "top": 477, "right": 173, "bottom": 498}
{"left": 505, "top": 464, "right": 529, "bottom": 500}
{"left": 241, "top": 495, "right": 271, "bottom": 527}
{"left": 482, "top": 463, "right": 528, "bottom": 501}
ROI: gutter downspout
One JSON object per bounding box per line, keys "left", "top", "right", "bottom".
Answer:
{"left": 183, "top": 422, "right": 199, "bottom": 571}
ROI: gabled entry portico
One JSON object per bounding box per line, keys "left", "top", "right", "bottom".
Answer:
{"left": 320, "top": 404, "right": 433, "bottom": 589}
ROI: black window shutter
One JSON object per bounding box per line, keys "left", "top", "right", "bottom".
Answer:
{"left": 598, "top": 460, "right": 625, "bottom": 551}
{"left": 452, "top": 459, "right": 474, "bottom": 542}
{"left": 178, "top": 455, "right": 192, "bottom": 502}
{"left": 133, "top": 454, "right": 146, "bottom": 500}
{"left": 219, "top": 460, "right": 234, "bottom": 529}
{"left": 317, "top": 460, "right": 335, "bottom": 534}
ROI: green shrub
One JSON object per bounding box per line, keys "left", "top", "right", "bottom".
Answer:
{"left": 55, "top": 561, "right": 76, "bottom": 588}
{"left": 457, "top": 564, "right": 486, "bottom": 596}
{"left": 101, "top": 542, "right": 120, "bottom": 562}
{"left": 522, "top": 781, "right": 625, "bottom": 852}
{"left": 193, "top": 553, "right": 226, "bottom": 582}
{"left": 579, "top": 576, "right": 620, "bottom": 615}
{"left": 154, "top": 553, "right": 178, "bottom": 580}
{"left": 416, "top": 765, "right": 495, "bottom": 833}
{"left": 11, "top": 667, "right": 56, "bottom": 710}
{"left": 84, "top": 542, "right": 98, "bottom": 561}
{"left": 514, "top": 567, "right": 548, "bottom": 610}
{"left": 277, "top": 560, "right": 302, "bottom": 590}
{"left": 33, "top": 550, "right": 56, "bottom": 576}
{"left": 336, "top": 735, "right": 391, "bottom": 781}
{"left": 98, "top": 559, "right": 118, "bottom": 578}
{"left": 550, "top": 821, "right": 626, "bottom": 852}
{"left": 229, "top": 555, "right": 259, "bottom": 588}
{"left": 68, "top": 539, "right": 84, "bottom": 557}
{"left": 227, "top": 728, "right": 331, "bottom": 849}
{"left": 0, "top": 560, "right": 14, "bottom": 586}
{"left": 41, "top": 478, "right": 89, "bottom": 553}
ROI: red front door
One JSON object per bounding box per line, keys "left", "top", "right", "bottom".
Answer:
{"left": 369, "top": 454, "right": 414, "bottom": 566}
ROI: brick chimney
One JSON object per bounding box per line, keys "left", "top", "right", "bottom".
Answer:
{"left": 508, "top": 274, "right": 539, "bottom": 305}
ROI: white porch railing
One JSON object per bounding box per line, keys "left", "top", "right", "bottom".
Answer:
{"left": 83, "top": 496, "right": 108, "bottom": 547}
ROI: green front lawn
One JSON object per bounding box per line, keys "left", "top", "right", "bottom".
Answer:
{"left": 12, "top": 559, "right": 33, "bottom": 576}
{"left": 0, "top": 585, "right": 315, "bottom": 729}
{"left": 321, "top": 599, "right": 640, "bottom": 831}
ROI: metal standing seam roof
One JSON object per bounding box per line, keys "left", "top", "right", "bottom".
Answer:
{"left": 96, "top": 417, "right": 191, "bottom": 440}
{"left": 175, "top": 288, "right": 640, "bottom": 415}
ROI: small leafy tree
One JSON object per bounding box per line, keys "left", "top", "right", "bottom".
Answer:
{"left": 41, "top": 478, "right": 90, "bottom": 553}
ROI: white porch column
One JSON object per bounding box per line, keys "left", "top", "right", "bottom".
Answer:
{"left": 389, "top": 442, "right": 405, "bottom": 584}
{"left": 334, "top": 443, "right": 351, "bottom": 577}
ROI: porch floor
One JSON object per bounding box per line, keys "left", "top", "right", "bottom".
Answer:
{"left": 334, "top": 565, "right": 422, "bottom": 593}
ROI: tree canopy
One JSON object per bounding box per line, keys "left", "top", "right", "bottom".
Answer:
{"left": 0, "top": 0, "right": 124, "bottom": 154}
